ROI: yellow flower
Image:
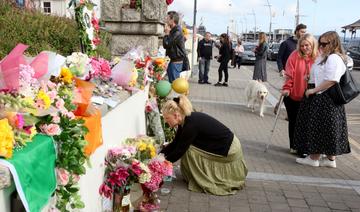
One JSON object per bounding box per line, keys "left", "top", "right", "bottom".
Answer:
{"left": 37, "top": 90, "right": 51, "bottom": 109}
{"left": 0, "top": 119, "right": 14, "bottom": 159}
{"left": 150, "top": 150, "right": 156, "bottom": 158}
{"left": 148, "top": 144, "right": 156, "bottom": 158}
{"left": 138, "top": 142, "right": 147, "bottom": 151}
{"left": 29, "top": 126, "right": 37, "bottom": 140}
{"left": 60, "top": 67, "right": 73, "bottom": 84}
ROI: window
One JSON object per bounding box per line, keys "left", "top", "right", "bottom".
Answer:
{"left": 16, "top": 0, "right": 25, "bottom": 7}
{"left": 43, "top": 2, "right": 51, "bottom": 14}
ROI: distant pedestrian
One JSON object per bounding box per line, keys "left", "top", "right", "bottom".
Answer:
{"left": 277, "top": 24, "right": 307, "bottom": 77}
{"left": 163, "top": 11, "right": 187, "bottom": 83}
{"left": 234, "top": 39, "right": 244, "bottom": 69}
{"left": 294, "top": 31, "right": 350, "bottom": 168}
{"left": 253, "top": 32, "right": 268, "bottom": 82}
{"left": 214, "top": 33, "right": 231, "bottom": 87}
{"left": 197, "top": 32, "right": 214, "bottom": 84}
{"left": 281, "top": 33, "right": 317, "bottom": 155}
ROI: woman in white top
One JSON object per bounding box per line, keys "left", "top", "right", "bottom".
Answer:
{"left": 294, "top": 31, "right": 350, "bottom": 168}
{"left": 233, "top": 39, "right": 244, "bottom": 69}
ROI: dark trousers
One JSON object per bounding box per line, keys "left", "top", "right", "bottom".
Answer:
{"left": 198, "top": 58, "right": 211, "bottom": 82}
{"left": 218, "top": 61, "right": 229, "bottom": 83}
{"left": 235, "top": 55, "right": 242, "bottom": 68}
{"left": 283, "top": 96, "right": 301, "bottom": 149}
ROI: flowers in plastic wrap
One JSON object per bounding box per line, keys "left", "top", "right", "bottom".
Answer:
{"left": 65, "top": 52, "right": 89, "bottom": 77}
{"left": 89, "top": 57, "right": 112, "bottom": 80}
{"left": 59, "top": 67, "right": 73, "bottom": 84}
{"left": 0, "top": 118, "right": 14, "bottom": 159}
{"left": 19, "top": 64, "right": 40, "bottom": 98}
{"left": 99, "top": 146, "right": 150, "bottom": 198}
{"left": 125, "top": 136, "right": 157, "bottom": 162}
{"left": 142, "top": 155, "right": 173, "bottom": 192}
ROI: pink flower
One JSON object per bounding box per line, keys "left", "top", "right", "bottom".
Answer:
{"left": 40, "top": 124, "right": 61, "bottom": 136}
{"left": 130, "top": 161, "right": 143, "bottom": 176}
{"left": 48, "top": 90, "right": 57, "bottom": 101}
{"left": 99, "top": 183, "right": 112, "bottom": 199}
{"left": 91, "top": 16, "right": 100, "bottom": 31}
{"left": 15, "top": 114, "right": 25, "bottom": 129}
{"left": 65, "top": 111, "right": 75, "bottom": 119}
{"left": 51, "top": 114, "right": 61, "bottom": 124}
{"left": 55, "top": 99, "right": 65, "bottom": 110}
{"left": 92, "top": 37, "right": 101, "bottom": 46}
{"left": 107, "top": 167, "right": 129, "bottom": 187}
{"left": 47, "top": 81, "right": 57, "bottom": 89}
{"left": 56, "top": 168, "right": 70, "bottom": 186}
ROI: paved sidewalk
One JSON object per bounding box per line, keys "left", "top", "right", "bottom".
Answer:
{"left": 159, "top": 61, "right": 360, "bottom": 212}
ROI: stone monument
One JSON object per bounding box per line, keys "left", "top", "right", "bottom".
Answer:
{"left": 101, "top": 0, "right": 168, "bottom": 56}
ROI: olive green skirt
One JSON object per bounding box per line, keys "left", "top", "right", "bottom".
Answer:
{"left": 180, "top": 136, "right": 248, "bottom": 195}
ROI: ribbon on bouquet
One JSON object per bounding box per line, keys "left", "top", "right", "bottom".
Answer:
{"left": 0, "top": 43, "right": 49, "bottom": 91}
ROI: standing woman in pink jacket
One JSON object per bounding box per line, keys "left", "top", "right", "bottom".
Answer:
{"left": 281, "top": 34, "right": 318, "bottom": 155}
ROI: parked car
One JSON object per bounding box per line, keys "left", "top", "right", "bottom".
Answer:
{"left": 346, "top": 39, "right": 360, "bottom": 70}
{"left": 267, "top": 43, "right": 280, "bottom": 61}
{"left": 346, "top": 55, "right": 354, "bottom": 71}
{"left": 241, "top": 43, "right": 257, "bottom": 64}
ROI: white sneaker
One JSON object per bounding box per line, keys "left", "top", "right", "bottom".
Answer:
{"left": 296, "top": 156, "right": 319, "bottom": 167}
{"left": 319, "top": 158, "right": 336, "bottom": 168}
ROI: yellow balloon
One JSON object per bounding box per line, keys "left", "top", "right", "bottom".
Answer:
{"left": 172, "top": 78, "right": 189, "bottom": 94}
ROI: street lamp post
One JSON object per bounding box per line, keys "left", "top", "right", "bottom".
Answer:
{"left": 248, "top": 9, "right": 256, "bottom": 42}
{"left": 191, "top": 0, "right": 197, "bottom": 77}
{"left": 265, "top": 0, "right": 272, "bottom": 42}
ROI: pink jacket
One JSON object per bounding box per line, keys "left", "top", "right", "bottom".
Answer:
{"left": 283, "top": 51, "right": 315, "bottom": 101}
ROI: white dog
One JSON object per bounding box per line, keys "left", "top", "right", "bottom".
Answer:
{"left": 245, "top": 80, "right": 269, "bottom": 117}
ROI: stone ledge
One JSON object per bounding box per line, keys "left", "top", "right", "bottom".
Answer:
{"left": 111, "top": 35, "right": 159, "bottom": 56}
{"left": 121, "top": 8, "right": 141, "bottom": 22}
{"left": 105, "top": 22, "right": 164, "bottom": 36}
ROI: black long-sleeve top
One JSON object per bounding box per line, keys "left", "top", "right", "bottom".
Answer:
{"left": 163, "top": 25, "right": 186, "bottom": 62}
{"left": 197, "top": 39, "right": 214, "bottom": 59}
{"left": 218, "top": 42, "right": 231, "bottom": 63}
{"left": 160, "top": 112, "right": 234, "bottom": 163}
{"left": 277, "top": 36, "right": 297, "bottom": 72}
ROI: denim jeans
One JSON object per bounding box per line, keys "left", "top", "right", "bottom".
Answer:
{"left": 198, "top": 58, "right": 211, "bottom": 82}
{"left": 166, "top": 62, "right": 183, "bottom": 83}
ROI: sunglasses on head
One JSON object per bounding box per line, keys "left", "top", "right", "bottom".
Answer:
{"left": 319, "top": 41, "right": 330, "bottom": 47}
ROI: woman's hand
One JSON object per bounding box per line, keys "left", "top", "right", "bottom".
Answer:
{"left": 305, "top": 88, "right": 316, "bottom": 97}
{"left": 281, "top": 90, "right": 290, "bottom": 97}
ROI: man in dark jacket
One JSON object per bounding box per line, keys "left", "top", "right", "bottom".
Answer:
{"left": 163, "top": 11, "right": 186, "bottom": 83}
{"left": 197, "top": 32, "right": 213, "bottom": 84}
{"left": 277, "top": 23, "right": 307, "bottom": 76}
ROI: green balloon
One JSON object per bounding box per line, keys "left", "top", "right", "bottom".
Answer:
{"left": 155, "top": 80, "right": 172, "bottom": 97}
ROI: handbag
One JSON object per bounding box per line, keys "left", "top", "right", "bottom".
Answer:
{"left": 327, "top": 61, "right": 360, "bottom": 104}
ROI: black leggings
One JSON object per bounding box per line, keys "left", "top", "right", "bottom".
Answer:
{"left": 218, "top": 61, "right": 229, "bottom": 83}
{"left": 283, "top": 96, "right": 301, "bottom": 150}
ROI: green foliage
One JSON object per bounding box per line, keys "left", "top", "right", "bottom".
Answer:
{"left": 0, "top": 0, "right": 81, "bottom": 58}
{"left": 94, "top": 30, "right": 112, "bottom": 60}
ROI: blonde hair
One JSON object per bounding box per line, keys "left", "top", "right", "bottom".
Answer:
{"left": 318, "top": 31, "right": 346, "bottom": 64}
{"left": 258, "top": 32, "right": 267, "bottom": 45}
{"left": 162, "top": 95, "right": 193, "bottom": 116}
{"left": 297, "top": 33, "right": 318, "bottom": 60}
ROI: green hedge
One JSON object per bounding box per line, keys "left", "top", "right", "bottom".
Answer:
{"left": 0, "top": 0, "right": 111, "bottom": 59}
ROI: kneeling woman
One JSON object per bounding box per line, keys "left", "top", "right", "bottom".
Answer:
{"left": 160, "top": 95, "right": 248, "bottom": 195}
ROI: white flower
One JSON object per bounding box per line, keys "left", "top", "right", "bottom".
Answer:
{"left": 139, "top": 172, "right": 152, "bottom": 184}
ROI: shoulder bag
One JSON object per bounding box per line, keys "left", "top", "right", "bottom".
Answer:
{"left": 327, "top": 59, "right": 360, "bottom": 104}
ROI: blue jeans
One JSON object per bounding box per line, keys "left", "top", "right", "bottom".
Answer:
{"left": 167, "top": 62, "right": 183, "bottom": 83}
{"left": 198, "top": 58, "right": 211, "bottom": 82}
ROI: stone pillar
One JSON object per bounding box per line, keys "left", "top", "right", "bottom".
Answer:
{"left": 101, "top": 0, "right": 167, "bottom": 56}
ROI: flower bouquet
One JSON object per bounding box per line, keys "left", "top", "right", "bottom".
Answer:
{"left": 99, "top": 146, "right": 151, "bottom": 212}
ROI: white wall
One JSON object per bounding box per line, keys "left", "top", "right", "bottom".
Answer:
{"left": 34, "top": 0, "right": 101, "bottom": 19}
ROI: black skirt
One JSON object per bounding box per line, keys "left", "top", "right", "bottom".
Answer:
{"left": 293, "top": 91, "right": 350, "bottom": 156}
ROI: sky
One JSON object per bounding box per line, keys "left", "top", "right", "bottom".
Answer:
{"left": 168, "top": 0, "right": 360, "bottom": 37}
